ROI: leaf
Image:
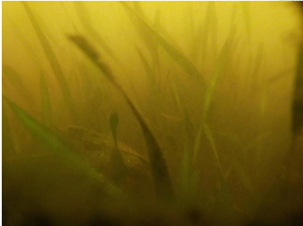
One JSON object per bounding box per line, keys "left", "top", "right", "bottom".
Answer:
{"left": 22, "top": 2, "right": 77, "bottom": 123}
{"left": 135, "top": 46, "right": 158, "bottom": 104}
{"left": 121, "top": 2, "right": 205, "bottom": 85}
{"left": 3, "top": 95, "right": 121, "bottom": 197}
{"left": 3, "top": 65, "right": 35, "bottom": 111}
{"left": 203, "top": 40, "right": 229, "bottom": 121}
{"left": 2, "top": 103, "right": 17, "bottom": 156}
{"left": 74, "top": 1, "right": 119, "bottom": 62}
{"left": 109, "top": 111, "right": 126, "bottom": 185}
{"left": 69, "top": 35, "right": 173, "bottom": 199}
{"left": 110, "top": 111, "right": 119, "bottom": 142}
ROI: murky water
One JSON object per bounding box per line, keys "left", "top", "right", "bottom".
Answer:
{"left": 3, "top": 2, "right": 303, "bottom": 225}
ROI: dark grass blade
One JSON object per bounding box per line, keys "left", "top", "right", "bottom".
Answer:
{"left": 74, "top": 1, "right": 119, "bottom": 62}
{"left": 69, "top": 35, "right": 174, "bottom": 199}
{"left": 121, "top": 2, "right": 205, "bottom": 85}
{"left": 40, "top": 71, "right": 53, "bottom": 127}
{"left": 109, "top": 111, "right": 127, "bottom": 185}
{"left": 21, "top": 2, "right": 77, "bottom": 123}
{"left": 7, "top": 18, "right": 42, "bottom": 68}
{"left": 135, "top": 46, "right": 159, "bottom": 106}
{"left": 3, "top": 95, "right": 121, "bottom": 197}
{"left": 3, "top": 65, "right": 35, "bottom": 112}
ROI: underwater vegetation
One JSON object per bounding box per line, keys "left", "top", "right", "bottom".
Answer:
{"left": 2, "top": 1, "right": 303, "bottom": 225}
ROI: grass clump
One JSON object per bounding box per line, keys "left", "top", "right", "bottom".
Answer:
{"left": 3, "top": 2, "right": 303, "bottom": 225}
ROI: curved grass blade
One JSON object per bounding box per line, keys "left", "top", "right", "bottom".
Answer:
{"left": 136, "top": 46, "right": 158, "bottom": 103}
{"left": 3, "top": 95, "right": 121, "bottom": 197}
{"left": 21, "top": 2, "right": 77, "bottom": 123}
{"left": 126, "top": 2, "right": 158, "bottom": 61}
{"left": 198, "top": 39, "right": 234, "bottom": 207}
{"left": 69, "top": 35, "right": 174, "bottom": 199}
{"left": 3, "top": 65, "right": 35, "bottom": 112}
{"left": 74, "top": 1, "right": 118, "bottom": 62}
{"left": 121, "top": 2, "right": 205, "bottom": 86}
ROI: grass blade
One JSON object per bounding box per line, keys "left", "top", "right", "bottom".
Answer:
{"left": 3, "top": 65, "right": 35, "bottom": 112}
{"left": 121, "top": 2, "right": 205, "bottom": 85}
{"left": 2, "top": 103, "right": 17, "bottom": 157}
{"left": 109, "top": 111, "right": 127, "bottom": 185}
{"left": 196, "top": 2, "right": 212, "bottom": 70}
{"left": 21, "top": 2, "right": 77, "bottom": 123}
{"left": 69, "top": 35, "right": 174, "bottom": 199}
{"left": 3, "top": 95, "right": 121, "bottom": 196}
{"left": 40, "top": 71, "right": 53, "bottom": 127}
{"left": 209, "top": 2, "right": 218, "bottom": 59}
{"left": 74, "top": 2, "right": 118, "bottom": 62}
{"left": 135, "top": 46, "right": 158, "bottom": 104}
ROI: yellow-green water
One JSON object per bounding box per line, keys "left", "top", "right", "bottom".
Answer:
{"left": 3, "top": 2, "right": 303, "bottom": 225}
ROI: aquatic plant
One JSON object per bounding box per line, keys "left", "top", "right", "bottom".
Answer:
{"left": 3, "top": 2, "right": 303, "bottom": 225}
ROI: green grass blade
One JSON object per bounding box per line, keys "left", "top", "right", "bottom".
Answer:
{"left": 203, "top": 39, "right": 230, "bottom": 121}
{"left": 172, "top": 82, "right": 198, "bottom": 196}
{"left": 199, "top": 39, "right": 234, "bottom": 206}
{"left": 121, "top": 2, "right": 205, "bottom": 85}
{"left": 110, "top": 111, "right": 119, "bottom": 143}
{"left": 196, "top": 2, "right": 212, "bottom": 70}
{"left": 40, "top": 71, "right": 53, "bottom": 127}
{"left": 3, "top": 95, "right": 121, "bottom": 196}
{"left": 21, "top": 2, "right": 77, "bottom": 123}
{"left": 171, "top": 82, "right": 190, "bottom": 193}
{"left": 204, "top": 123, "right": 234, "bottom": 209}
{"left": 203, "top": 123, "right": 220, "bottom": 170}
{"left": 2, "top": 103, "right": 17, "bottom": 156}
